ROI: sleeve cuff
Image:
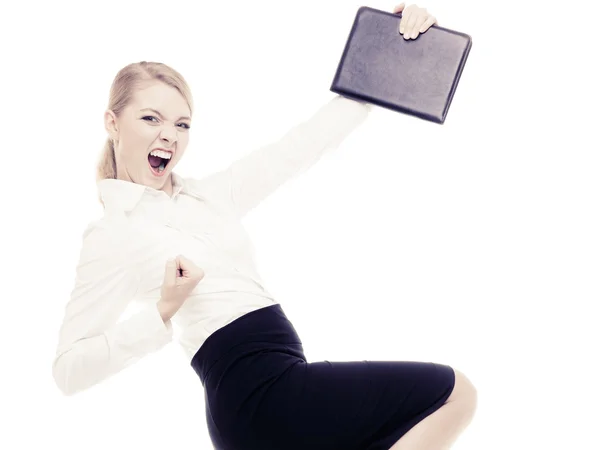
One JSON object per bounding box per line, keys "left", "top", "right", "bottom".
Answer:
{"left": 335, "top": 94, "right": 374, "bottom": 113}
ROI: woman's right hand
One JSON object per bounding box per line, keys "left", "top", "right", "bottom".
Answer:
{"left": 157, "top": 255, "right": 205, "bottom": 322}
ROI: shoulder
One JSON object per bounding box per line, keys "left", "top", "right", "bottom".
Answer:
{"left": 184, "top": 172, "right": 239, "bottom": 219}
{"left": 182, "top": 174, "right": 239, "bottom": 219}
{"left": 181, "top": 174, "right": 214, "bottom": 199}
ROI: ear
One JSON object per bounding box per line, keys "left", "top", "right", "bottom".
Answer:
{"left": 104, "top": 110, "right": 119, "bottom": 141}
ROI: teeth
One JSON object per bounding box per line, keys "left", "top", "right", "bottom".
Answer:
{"left": 149, "top": 149, "right": 172, "bottom": 159}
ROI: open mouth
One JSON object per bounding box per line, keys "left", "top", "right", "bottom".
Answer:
{"left": 148, "top": 149, "right": 173, "bottom": 176}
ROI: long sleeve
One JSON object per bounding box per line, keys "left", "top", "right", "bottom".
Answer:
{"left": 188, "top": 95, "right": 373, "bottom": 218}
{"left": 52, "top": 221, "right": 174, "bottom": 396}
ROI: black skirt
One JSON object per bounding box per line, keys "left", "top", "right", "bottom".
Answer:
{"left": 191, "top": 303, "right": 455, "bottom": 450}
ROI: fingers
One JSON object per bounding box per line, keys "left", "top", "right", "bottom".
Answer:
{"left": 398, "top": 5, "right": 436, "bottom": 40}
{"left": 399, "top": 9, "right": 409, "bottom": 34}
{"left": 419, "top": 15, "right": 437, "bottom": 33}
{"left": 393, "top": 2, "right": 405, "bottom": 14}
{"left": 175, "top": 255, "right": 204, "bottom": 282}
{"left": 404, "top": 11, "right": 419, "bottom": 38}
{"left": 176, "top": 254, "right": 192, "bottom": 277}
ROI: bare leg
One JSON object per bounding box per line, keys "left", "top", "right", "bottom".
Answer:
{"left": 389, "top": 369, "right": 478, "bottom": 450}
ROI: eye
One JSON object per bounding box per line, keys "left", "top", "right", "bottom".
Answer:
{"left": 142, "top": 116, "right": 190, "bottom": 130}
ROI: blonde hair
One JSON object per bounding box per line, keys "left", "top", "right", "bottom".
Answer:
{"left": 96, "top": 61, "right": 193, "bottom": 203}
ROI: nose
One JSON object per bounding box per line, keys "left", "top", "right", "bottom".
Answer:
{"left": 159, "top": 123, "right": 178, "bottom": 145}
{"left": 160, "top": 134, "right": 174, "bottom": 146}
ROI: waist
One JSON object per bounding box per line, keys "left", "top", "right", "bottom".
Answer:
{"left": 190, "top": 303, "right": 303, "bottom": 384}
{"left": 177, "top": 291, "right": 277, "bottom": 360}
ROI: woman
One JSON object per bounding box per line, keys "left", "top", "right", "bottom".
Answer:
{"left": 52, "top": 3, "right": 477, "bottom": 449}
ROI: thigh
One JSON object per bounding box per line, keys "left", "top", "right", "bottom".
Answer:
{"left": 246, "top": 358, "right": 456, "bottom": 450}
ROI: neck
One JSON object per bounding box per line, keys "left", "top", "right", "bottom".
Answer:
{"left": 161, "top": 173, "right": 173, "bottom": 196}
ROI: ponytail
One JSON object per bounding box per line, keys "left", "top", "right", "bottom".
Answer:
{"left": 96, "top": 138, "right": 117, "bottom": 206}
{"left": 97, "top": 138, "right": 117, "bottom": 182}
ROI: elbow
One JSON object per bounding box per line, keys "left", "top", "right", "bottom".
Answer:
{"left": 52, "top": 354, "right": 75, "bottom": 396}
{"left": 52, "top": 351, "right": 84, "bottom": 397}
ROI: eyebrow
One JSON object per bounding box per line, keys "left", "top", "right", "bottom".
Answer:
{"left": 140, "top": 108, "right": 191, "bottom": 121}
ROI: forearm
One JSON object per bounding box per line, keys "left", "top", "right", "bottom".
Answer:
{"left": 53, "top": 305, "right": 173, "bottom": 396}
{"left": 157, "top": 299, "right": 175, "bottom": 324}
{"left": 185, "top": 95, "right": 373, "bottom": 219}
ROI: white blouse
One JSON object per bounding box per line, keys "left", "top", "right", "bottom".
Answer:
{"left": 52, "top": 95, "right": 372, "bottom": 396}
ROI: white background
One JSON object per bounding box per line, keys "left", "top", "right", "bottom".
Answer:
{"left": 1, "top": 0, "right": 599, "bottom": 449}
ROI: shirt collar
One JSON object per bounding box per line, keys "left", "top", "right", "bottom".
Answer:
{"left": 97, "top": 171, "right": 188, "bottom": 212}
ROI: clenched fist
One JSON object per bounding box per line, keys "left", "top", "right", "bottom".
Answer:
{"left": 157, "top": 255, "right": 205, "bottom": 322}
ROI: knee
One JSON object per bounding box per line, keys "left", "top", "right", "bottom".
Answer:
{"left": 448, "top": 368, "right": 478, "bottom": 416}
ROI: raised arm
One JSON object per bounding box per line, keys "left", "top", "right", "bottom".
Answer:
{"left": 187, "top": 95, "right": 373, "bottom": 218}
{"left": 52, "top": 222, "right": 173, "bottom": 396}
